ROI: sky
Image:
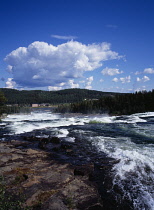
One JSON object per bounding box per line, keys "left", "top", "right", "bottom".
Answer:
{"left": 0, "top": 0, "right": 154, "bottom": 93}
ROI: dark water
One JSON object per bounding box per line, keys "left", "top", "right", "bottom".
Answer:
{"left": 0, "top": 110, "right": 154, "bottom": 209}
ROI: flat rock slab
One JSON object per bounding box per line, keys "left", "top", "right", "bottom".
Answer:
{"left": 0, "top": 140, "right": 103, "bottom": 209}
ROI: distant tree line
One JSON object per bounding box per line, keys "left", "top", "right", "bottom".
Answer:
{"left": 0, "top": 91, "right": 7, "bottom": 116}
{"left": 0, "top": 88, "right": 119, "bottom": 105}
{"left": 0, "top": 90, "right": 30, "bottom": 116}
{"left": 55, "top": 90, "right": 154, "bottom": 115}
{"left": 1, "top": 88, "right": 154, "bottom": 116}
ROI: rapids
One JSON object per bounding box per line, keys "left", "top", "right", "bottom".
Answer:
{"left": 0, "top": 109, "right": 154, "bottom": 209}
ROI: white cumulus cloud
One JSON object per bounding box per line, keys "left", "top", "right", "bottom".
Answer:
{"left": 112, "top": 77, "right": 119, "bottom": 82}
{"left": 136, "top": 77, "right": 141, "bottom": 82}
{"left": 85, "top": 76, "right": 93, "bottom": 89}
{"left": 4, "top": 41, "right": 122, "bottom": 88}
{"left": 48, "top": 86, "right": 63, "bottom": 91}
{"left": 119, "top": 75, "right": 131, "bottom": 83}
{"left": 136, "top": 76, "right": 150, "bottom": 82}
{"left": 48, "top": 80, "right": 79, "bottom": 91}
{"left": 5, "top": 78, "right": 16, "bottom": 89}
{"left": 144, "top": 68, "right": 154, "bottom": 74}
{"left": 68, "top": 79, "right": 79, "bottom": 88}
{"left": 101, "top": 67, "right": 123, "bottom": 76}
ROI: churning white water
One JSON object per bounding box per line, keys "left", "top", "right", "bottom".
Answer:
{"left": 2, "top": 111, "right": 88, "bottom": 135}
{"left": 1, "top": 110, "right": 154, "bottom": 209}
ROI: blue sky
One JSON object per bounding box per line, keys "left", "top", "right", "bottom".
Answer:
{"left": 0, "top": 0, "right": 154, "bottom": 92}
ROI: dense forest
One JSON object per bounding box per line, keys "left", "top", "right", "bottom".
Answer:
{"left": 0, "top": 91, "right": 7, "bottom": 105}
{"left": 0, "top": 88, "right": 119, "bottom": 105}
{"left": 55, "top": 90, "right": 154, "bottom": 115}
{"left": 0, "top": 91, "right": 7, "bottom": 116}
{"left": 0, "top": 90, "right": 27, "bottom": 116}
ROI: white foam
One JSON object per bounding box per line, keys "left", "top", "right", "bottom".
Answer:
{"left": 56, "top": 128, "right": 69, "bottom": 138}
{"left": 88, "top": 115, "right": 115, "bottom": 123}
{"left": 87, "top": 112, "right": 150, "bottom": 124}
{"left": 2, "top": 111, "right": 59, "bottom": 122}
{"left": 114, "top": 115, "right": 147, "bottom": 124}
{"left": 4, "top": 111, "right": 152, "bottom": 135}
{"left": 133, "top": 112, "right": 154, "bottom": 118}
{"left": 2, "top": 112, "right": 88, "bottom": 134}
{"left": 64, "top": 137, "right": 75, "bottom": 143}
{"left": 0, "top": 123, "right": 6, "bottom": 126}
{"left": 36, "top": 134, "right": 49, "bottom": 138}
{"left": 90, "top": 135, "right": 154, "bottom": 209}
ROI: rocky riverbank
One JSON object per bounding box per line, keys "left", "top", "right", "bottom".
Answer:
{"left": 0, "top": 139, "right": 103, "bottom": 210}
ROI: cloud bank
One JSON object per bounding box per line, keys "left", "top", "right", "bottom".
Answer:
{"left": 5, "top": 41, "right": 122, "bottom": 89}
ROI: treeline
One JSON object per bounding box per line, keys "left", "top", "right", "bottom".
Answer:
{"left": 1, "top": 88, "right": 154, "bottom": 115}
{"left": 55, "top": 90, "right": 154, "bottom": 115}
{"left": 0, "top": 90, "right": 30, "bottom": 116}
{"left": 0, "top": 88, "right": 119, "bottom": 105}
{"left": 0, "top": 91, "right": 7, "bottom": 116}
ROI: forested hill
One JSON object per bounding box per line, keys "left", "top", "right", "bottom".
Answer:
{"left": 0, "top": 88, "right": 121, "bottom": 105}
{"left": 55, "top": 89, "right": 154, "bottom": 115}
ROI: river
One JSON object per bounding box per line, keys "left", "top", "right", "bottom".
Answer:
{"left": 0, "top": 109, "right": 154, "bottom": 209}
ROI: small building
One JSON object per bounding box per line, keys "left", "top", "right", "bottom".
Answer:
{"left": 32, "top": 104, "right": 39, "bottom": 108}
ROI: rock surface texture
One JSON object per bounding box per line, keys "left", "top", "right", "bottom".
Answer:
{"left": 0, "top": 140, "right": 103, "bottom": 209}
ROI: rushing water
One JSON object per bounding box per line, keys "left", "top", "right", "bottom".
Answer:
{"left": 0, "top": 109, "right": 154, "bottom": 209}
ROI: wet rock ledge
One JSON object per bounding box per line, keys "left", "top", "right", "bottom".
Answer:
{"left": 0, "top": 140, "right": 103, "bottom": 210}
